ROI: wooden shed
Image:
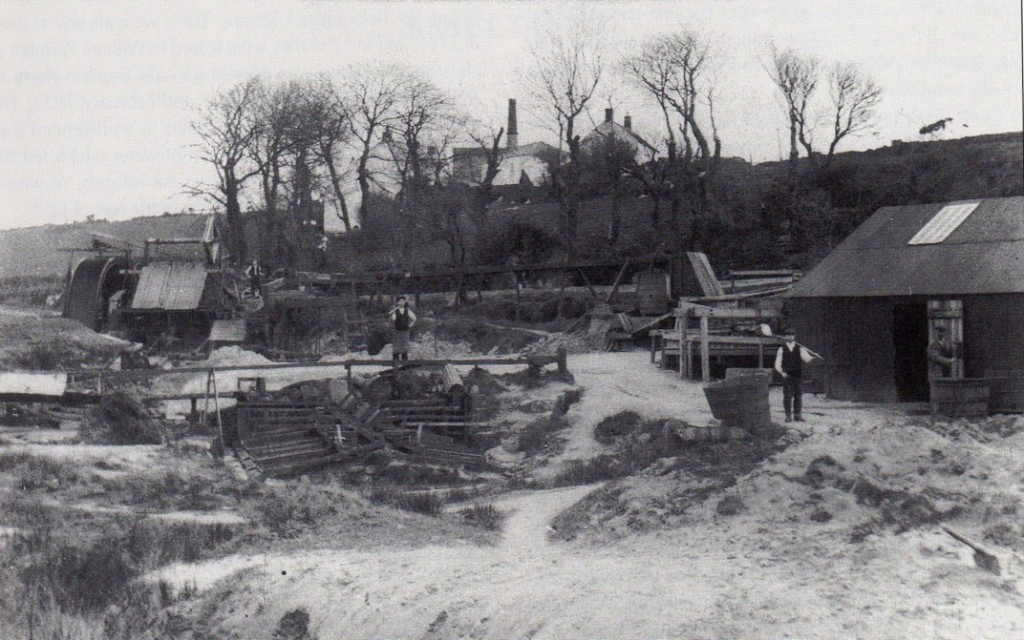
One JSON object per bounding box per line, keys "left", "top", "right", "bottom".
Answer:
{"left": 785, "top": 197, "right": 1024, "bottom": 407}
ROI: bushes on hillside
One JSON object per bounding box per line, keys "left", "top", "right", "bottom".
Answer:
{"left": 79, "top": 392, "right": 162, "bottom": 445}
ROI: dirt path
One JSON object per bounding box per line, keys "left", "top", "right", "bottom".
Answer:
{"left": 158, "top": 351, "right": 1024, "bottom": 639}
{"left": 489, "top": 484, "right": 600, "bottom": 556}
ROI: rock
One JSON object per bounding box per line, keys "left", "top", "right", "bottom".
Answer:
{"left": 716, "top": 495, "right": 747, "bottom": 516}
{"left": 810, "top": 508, "right": 834, "bottom": 523}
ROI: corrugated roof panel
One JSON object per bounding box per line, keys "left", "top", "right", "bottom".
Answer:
{"left": 908, "top": 202, "right": 979, "bottom": 245}
{"left": 209, "top": 319, "right": 246, "bottom": 343}
{"left": 131, "top": 263, "right": 209, "bottom": 310}
{"left": 788, "top": 197, "right": 1024, "bottom": 298}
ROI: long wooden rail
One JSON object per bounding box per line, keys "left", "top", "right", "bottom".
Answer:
{"left": 68, "top": 348, "right": 567, "bottom": 386}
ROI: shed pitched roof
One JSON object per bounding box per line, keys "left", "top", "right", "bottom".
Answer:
{"left": 787, "top": 197, "right": 1024, "bottom": 298}
{"left": 131, "top": 262, "right": 210, "bottom": 310}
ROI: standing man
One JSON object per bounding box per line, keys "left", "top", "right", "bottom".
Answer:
{"left": 927, "top": 324, "right": 955, "bottom": 379}
{"left": 388, "top": 296, "right": 417, "bottom": 363}
{"left": 244, "top": 258, "right": 266, "bottom": 299}
{"left": 774, "top": 329, "right": 816, "bottom": 422}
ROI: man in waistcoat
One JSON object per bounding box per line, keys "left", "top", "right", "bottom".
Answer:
{"left": 774, "top": 329, "right": 815, "bottom": 422}
{"left": 927, "top": 325, "right": 955, "bottom": 379}
{"left": 387, "top": 296, "right": 417, "bottom": 363}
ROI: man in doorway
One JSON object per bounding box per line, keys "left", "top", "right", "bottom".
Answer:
{"left": 774, "top": 329, "right": 815, "bottom": 422}
{"left": 928, "top": 324, "right": 956, "bottom": 379}
{"left": 387, "top": 296, "right": 417, "bottom": 363}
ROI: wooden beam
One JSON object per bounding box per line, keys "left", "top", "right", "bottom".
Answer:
{"left": 686, "top": 306, "right": 785, "bottom": 319}
{"left": 700, "top": 315, "right": 710, "bottom": 383}
{"left": 577, "top": 268, "right": 599, "bottom": 300}
{"left": 605, "top": 258, "right": 631, "bottom": 304}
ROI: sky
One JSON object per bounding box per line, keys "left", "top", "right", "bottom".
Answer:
{"left": 0, "top": 0, "right": 1021, "bottom": 231}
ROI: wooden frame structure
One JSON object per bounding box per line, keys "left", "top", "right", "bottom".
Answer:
{"left": 650, "top": 304, "right": 784, "bottom": 382}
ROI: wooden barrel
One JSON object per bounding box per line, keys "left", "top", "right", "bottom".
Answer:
{"left": 636, "top": 271, "right": 669, "bottom": 315}
{"left": 725, "top": 368, "right": 773, "bottom": 383}
{"left": 703, "top": 375, "right": 771, "bottom": 430}
{"left": 985, "top": 370, "right": 1024, "bottom": 413}
{"left": 930, "top": 378, "right": 990, "bottom": 418}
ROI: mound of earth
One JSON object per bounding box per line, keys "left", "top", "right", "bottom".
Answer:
{"left": 0, "top": 307, "right": 129, "bottom": 370}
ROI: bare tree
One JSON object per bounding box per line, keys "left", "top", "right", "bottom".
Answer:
{"left": 187, "top": 77, "right": 263, "bottom": 263}
{"left": 247, "top": 78, "right": 303, "bottom": 262}
{"left": 623, "top": 28, "right": 722, "bottom": 246}
{"left": 825, "top": 61, "right": 882, "bottom": 163}
{"left": 344, "top": 64, "right": 403, "bottom": 224}
{"left": 765, "top": 44, "right": 820, "bottom": 174}
{"left": 307, "top": 75, "right": 355, "bottom": 231}
{"left": 525, "top": 18, "right": 604, "bottom": 252}
{"left": 384, "top": 71, "right": 453, "bottom": 203}
{"left": 467, "top": 123, "right": 505, "bottom": 221}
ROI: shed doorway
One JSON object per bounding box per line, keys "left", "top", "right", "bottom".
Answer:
{"left": 893, "top": 302, "right": 930, "bottom": 401}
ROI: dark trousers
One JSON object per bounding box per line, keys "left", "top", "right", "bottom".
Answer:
{"left": 783, "top": 375, "right": 802, "bottom": 417}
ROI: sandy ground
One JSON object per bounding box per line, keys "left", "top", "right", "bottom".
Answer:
{"left": 146, "top": 351, "right": 1024, "bottom": 639}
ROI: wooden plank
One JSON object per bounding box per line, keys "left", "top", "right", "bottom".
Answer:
{"left": 700, "top": 315, "right": 710, "bottom": 383}
{"left": 686, "top": 252, "right": 725, "bottom": 297}
{"left": 686, "top": 307, "right": 785, "bottom": 319}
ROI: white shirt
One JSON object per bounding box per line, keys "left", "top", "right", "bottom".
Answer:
{"left": 774, "top": 342, "right": 814, "bottom": 376}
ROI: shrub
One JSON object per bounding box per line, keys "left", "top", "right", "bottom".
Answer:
{"left": 255, "top": 483, "right": 342, "bottom": 537}
{"left": 79, "top": 392, "right": 161, "bottom": 445}
{"left": 17, "top": 456, "right": 80, "bottom": 492}
{"left": 458, "top": 504, "right": 504, "bottom": 531}
{"left": 517, "top": 415, "right": 567, "bottom": 456}
{"left": 593, "top": 411, "right": 644, "bottom": 445}
{"left": 368, "top": 486, "right": 444, "bottom": 516}
{"left": 12, "top": 341, "right": 80, "bottom": 370}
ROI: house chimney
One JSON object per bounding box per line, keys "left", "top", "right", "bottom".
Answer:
{"left": 605, "top": 108, "right": 613, "bottom": 123}
{"left": 507, "top": 98, "right": 518, "bottom": 150}
{"left": 623, "top": 115, "right": 632, "bottom": 130}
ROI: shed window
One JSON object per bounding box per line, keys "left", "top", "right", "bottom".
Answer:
{"left": 908, "top": 203, "right": 979, "bottom": 245}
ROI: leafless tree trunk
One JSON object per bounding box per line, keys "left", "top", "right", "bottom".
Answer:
{"left": 765, "top": 44, "right": 820, "bottom": 176}
{"left": 309, "top": 74, "right": 355, "bottom": 231}
{"left": 526, "top": 19, "right": 604, "bottom": 256}
{"left": 624, "top": 28, "right": 722, "bottom": 247}
{"left": 468, "top": 125, "right": 504, "bottom": 221}
{"left": 345, "top": 64, "right": 402, "bottom": 224}
{"left": 187, "top": 77, "right": 263, "bottom": 264}
{"left": 825, "top": 61, "right": 882, "bottom": 164}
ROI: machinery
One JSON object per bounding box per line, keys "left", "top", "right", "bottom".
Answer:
{"left": 61, "top": 215, "right": 364, "bottom": 356}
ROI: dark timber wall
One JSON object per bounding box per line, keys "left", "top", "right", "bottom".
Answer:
{"left": 963, "top": 294, "right": 1024, "bottom": 376}
{"left": 788, "top": 293, "right": 1024, "bottom": 403}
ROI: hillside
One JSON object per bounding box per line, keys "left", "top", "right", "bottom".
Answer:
{"left": 0, "top": 213, "right": 210, "bottom": 278}
{"left": 1, "top": 132, "right": 1021, "bottom": 279}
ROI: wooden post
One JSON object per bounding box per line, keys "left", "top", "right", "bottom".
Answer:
{"left": 346, "top": 364, "right": 353, "bottom": 390}
{"left": 606, "top": 259, "right": 630, "bottom": 304}
{"left": 686, "top": 337, "right": 693, "bottom": 380}
{"left": 700, "top": 315, "right": 710, "bottom": 383}
{"left": 556, "top": 347, "right": 568, "bottom": 374}
{"left": 577, "top": 268, "right": 598, "bottom": 300}
{"left": 758, "top": 343, "right": 764, "bottom": 368}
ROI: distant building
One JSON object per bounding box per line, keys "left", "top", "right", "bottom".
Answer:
{"left": 580, "top": 109, "right": 657, "bottom": 164}
{"left": 452, "top": 99, "right": 561, "bottom": 187}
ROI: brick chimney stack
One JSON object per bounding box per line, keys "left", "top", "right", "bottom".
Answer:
{"left": 605, "top": 108, "right": 614, "bottom": 123}
{"left": 624, "top": 115, "right": 632, "bottom": 130}
{"left": 507, "top": 99, "right": 518, "bottom": 151}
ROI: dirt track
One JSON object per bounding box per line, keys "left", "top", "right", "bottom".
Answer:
{"left": 161, "top": 352, "right": 1024, "bottom": 639}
